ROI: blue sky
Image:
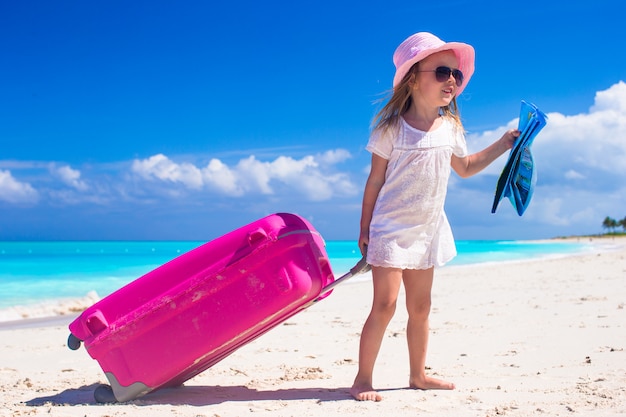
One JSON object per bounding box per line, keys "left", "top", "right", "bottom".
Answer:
{"left": 1, "top": 0, "right": 626, "bottom": 241}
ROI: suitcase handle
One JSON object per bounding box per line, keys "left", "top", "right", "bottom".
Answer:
{"left": 313, "top": 257, "right": 371, "bottom": 302}
{"left": 227, "top": 228, "right": 271, "bottom": 268}
{"left": 247, "top": 228, "right": 269, "bottom": 246}
{"left": 85, "top": 310, "right": 109, "bottom": 337}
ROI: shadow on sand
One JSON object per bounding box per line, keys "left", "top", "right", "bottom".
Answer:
{"left": 25, "top": 383, "right": 370, "bottom": 407}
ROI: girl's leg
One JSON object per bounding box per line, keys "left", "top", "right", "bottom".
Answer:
{"left": 351, "top": 266, "right": 403, "bottom": 401}
{"left": 402, "top": 267, "right": 455, "bottom": 390}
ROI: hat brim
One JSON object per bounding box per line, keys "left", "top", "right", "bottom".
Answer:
{"left": 393, "top": 42, "right": 475, "bottom": 97}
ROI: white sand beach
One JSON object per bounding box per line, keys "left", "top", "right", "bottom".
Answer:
{"left": 1, "top": 237, "right": 625, "bottom": 417}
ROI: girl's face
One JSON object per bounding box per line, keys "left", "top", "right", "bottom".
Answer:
{"left": 411, "top": 50, "right": 460, "bottom": 108}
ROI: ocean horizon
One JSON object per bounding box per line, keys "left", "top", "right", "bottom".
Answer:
{"left": 0, "top": 239, "right": 592, "bottom": 313}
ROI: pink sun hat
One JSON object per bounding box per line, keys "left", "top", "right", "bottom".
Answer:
{"left": 392, "top": 32, "right": 475, "bottom": 97}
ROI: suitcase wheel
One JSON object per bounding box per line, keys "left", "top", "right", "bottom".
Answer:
{"left": 67, "top": 333, "right": 82, "bottom": 350}
{"left": 94, "top": 384, "right": 117, "bottom": 403}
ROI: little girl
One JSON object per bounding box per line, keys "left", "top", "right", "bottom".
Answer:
{"left": 351, "top": 32, "right": 520, "bottom": 401}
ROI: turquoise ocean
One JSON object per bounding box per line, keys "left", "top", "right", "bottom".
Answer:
{"left": 0, "top": 239, "right": 591, "bottom": 311}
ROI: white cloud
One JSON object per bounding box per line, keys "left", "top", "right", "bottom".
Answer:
{"left": 131, "top": 149, "right": 359, "bottom": 201}
{"left": 590, "top": 80, "right": 626, "bottom": 113}
{"left": 202, "top": 158, "right": 243, "bottom": 196}
{"left": 235, "top": 156, "right": 277, "bottom": 194}
{"left": 564, "top": 169, "right": 585, "bottom": 180}
{"left": 131, "top": 154, "right": 203, "bottom": 189}
{"left": 317, "top": 149, "right": 352, "bottom": 165}
{"left": 51, "top": 164, "right": 89, "bottom": 191}
{"left": 0, "top": 170, "right": 39, "bottom": 204}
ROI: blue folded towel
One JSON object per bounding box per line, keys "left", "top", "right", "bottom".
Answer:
{"left": 491, "top": 101, "right": 548, "bottom": 216}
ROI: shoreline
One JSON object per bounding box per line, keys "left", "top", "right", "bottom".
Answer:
{"left": 0, "top": 313, "right": 79, "bottom": 330}
{"left": 0, "top": 291, "right": 100, "bottom": 324}
{"left": 1, "top": 236, "right": 623, "bottom": 325}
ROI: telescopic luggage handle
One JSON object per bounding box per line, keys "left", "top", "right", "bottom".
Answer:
{"left": 313, "top": 257, "right": 371, "bottom": 303}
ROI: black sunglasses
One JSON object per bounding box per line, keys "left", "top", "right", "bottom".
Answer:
{"left": 417, "top": 66, "right": 464, "bottom": 87}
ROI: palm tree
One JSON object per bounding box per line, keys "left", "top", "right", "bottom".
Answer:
{"left": 602, "top": 216, "right": 618, "bottom": 234}
{"left": 620, "top": 216, "right": 626, "bottom": 232}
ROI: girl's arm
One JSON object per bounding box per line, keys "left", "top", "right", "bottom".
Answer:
{"left": 359, "top": 153, "right": 388, "bottom": 255}
{"left": 451, "top": 129, "right": 519, "bottom": 178}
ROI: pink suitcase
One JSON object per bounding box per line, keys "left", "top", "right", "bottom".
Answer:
{"left": 67, "top": 212, "right": 368, "bottom": 403}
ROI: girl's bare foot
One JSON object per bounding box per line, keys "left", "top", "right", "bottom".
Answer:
{"left": 409, "top": 375, "right": 455, "bottom": 390}
{"left": 350, "top": 383, "right": 383, "bottom": 401}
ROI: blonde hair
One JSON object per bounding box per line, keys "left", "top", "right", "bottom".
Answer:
{"left": 371, "top": 62, "right": 464, "bottom": 136}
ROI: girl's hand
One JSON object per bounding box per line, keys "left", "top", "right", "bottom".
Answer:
{"left": 358, "top": 232, "right": 369, "bottom": 256}
{"left": 502, "top": 129, "right": 521, "bottom": 150}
